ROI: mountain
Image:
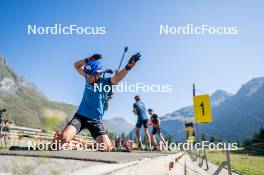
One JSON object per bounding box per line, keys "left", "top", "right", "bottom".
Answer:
{"left": 0, "top": 55, "right": 76, "bottom": 129}
{"left": 159, "top": 77, "right": 264, "bottom": 142}
{"left": 103, "top": 117, "right": 134, "bottom": 135}
{"left": 201, "top": 77, "right": 264, "bottom": 141}
{"left": 210, "top": 90, "right": 233, "bottom": 107}
{"left": 160, "top": 90, "right": 232, "bottom": 122}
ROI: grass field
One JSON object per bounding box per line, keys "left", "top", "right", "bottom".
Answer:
{"left": 206, "top": 150, "right": 264, "bottom": 175}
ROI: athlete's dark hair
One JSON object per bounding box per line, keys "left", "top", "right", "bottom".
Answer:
{"left": 134, "top": 95, "right": 141, "bottom": 101}
{"left": 148, "top": 108, "right": 153, "bottom": 112}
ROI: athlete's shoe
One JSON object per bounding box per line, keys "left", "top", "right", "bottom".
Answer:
{"left": 137, "top": 141, "right": 143, "bottom": 150}
{"left": 144, "top": 143, "right": 151, "bottom": 151}
{"left": 152, "top": 145, "right": 159, "bottom": 151}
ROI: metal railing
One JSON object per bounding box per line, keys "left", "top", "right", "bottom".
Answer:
{"left": 8, "top": 125, "right": 94, "bottom": 142}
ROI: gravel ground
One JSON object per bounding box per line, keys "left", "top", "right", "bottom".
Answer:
{"left": 0, "top": 156, "right": 103, "bottom": 175}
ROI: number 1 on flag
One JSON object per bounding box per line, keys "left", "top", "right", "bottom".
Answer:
{"left": 193, "top": 95, "right": 213, "bottom": 123}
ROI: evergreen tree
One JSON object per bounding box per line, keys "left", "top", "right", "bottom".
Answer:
{"left": 237, "top": 139, "right": 240, "bottom": 147}
{"left": 121, "top": 132, "right": 126, "bottom": 140}
{"left": 209, "top": 136, "right": 215, "bottom": 143}
{"left": 201, "top": 133, "right": 207, "bottom": 141}
{"left": 106, "top": 130, "right": 115, "bottom": 140}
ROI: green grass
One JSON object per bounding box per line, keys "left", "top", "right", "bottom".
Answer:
{"left": 207, "top": 150, "right": 264, "bottom": 175}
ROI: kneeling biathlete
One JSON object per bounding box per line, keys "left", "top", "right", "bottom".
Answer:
{"left": 54, "top": 52, "right": 141, "bottom": 151}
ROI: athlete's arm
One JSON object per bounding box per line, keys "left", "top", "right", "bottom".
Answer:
{"left": 74, "top": 59, "right": 86, "bottom": 77}
{"left": 133, "top": 107, "right": 137, "bottom": 115}
{"left": 111, "top": 68, "right": 128, "bottom": 85}
{"left": 132, "top": 103, "right": 138, "bottom": 115}
{"left": 157, "top": 118, "right": 160, "bottom": 126}
{"left": 111, "top": 52, "right": 141, "bottom": 85}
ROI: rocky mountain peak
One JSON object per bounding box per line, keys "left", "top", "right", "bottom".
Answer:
{"left": 0, "top": 55, "right": 45, "bottom": 97}
{"left": 236, "top": 77, "right": 264, "bottom": 98}
{"left": 211, "top": 90, "right": 233, "bottom": 106}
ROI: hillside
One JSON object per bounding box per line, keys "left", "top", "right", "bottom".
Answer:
{"left": 200, "top": 77, "right": 264, "bottom": 141}
{"left": 0, "top": 55, "right": 76, "bottom": 129}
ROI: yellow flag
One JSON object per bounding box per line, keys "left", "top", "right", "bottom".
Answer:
{"left": 193, "top": 95, "right": 213, "bottom": 123}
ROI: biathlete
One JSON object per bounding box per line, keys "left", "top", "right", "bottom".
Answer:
{"left": 55, "top": 52, "right": 141, "bottom": 152}
{"left": 148, "top": 108, "right": 166, "bottom": 150}
{"left": 133, "top": 95, "right": 151, "bottom": 150}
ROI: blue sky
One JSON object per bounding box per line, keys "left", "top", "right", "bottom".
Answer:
{"left": 0, "top": 0, "right": 264, "bottom": 123}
